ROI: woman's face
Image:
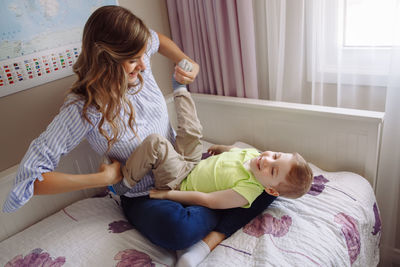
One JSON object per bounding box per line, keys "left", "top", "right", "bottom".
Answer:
{"left": 122, "top": 46, "right": 146, "bottom": 83}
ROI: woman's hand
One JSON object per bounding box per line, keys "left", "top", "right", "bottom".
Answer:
{"left": 174, "top": 60, "right": 199, "bottom": 85}
{"left": 99, "top": 159, "right": 123, "bottom": 185}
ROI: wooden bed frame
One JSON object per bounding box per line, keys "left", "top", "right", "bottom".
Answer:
{"left": 0, "top": 93, "right": 384, "bottom": 242}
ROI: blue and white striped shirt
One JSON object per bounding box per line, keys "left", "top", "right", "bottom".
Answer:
{"left": 3, "top": 30, "right": 175, "bottom": 212}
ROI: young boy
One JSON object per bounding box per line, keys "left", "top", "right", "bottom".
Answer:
{"left": 111, "top": 60, "right": 313, "bottom": 209}
{"left": 149, "top": 145, "right": 312, "bottom": 209}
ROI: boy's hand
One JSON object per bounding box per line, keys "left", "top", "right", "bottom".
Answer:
{"left": 207, "top": 145, "right": 235, "bottom": 155}
{"left": 149, "top": 189, "right": 170, "bottom": 199}
{"left": 99, "top": 159, "right": 123, "bottom": 185}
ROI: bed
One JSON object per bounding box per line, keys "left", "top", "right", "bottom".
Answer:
{"left": 0, "top": 93, "right": 383, "bottom": 266}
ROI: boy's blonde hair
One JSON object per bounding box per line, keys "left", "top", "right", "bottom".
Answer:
{"left": 276, "top": 153, "right": 313, "bottom": 198}
{"left": 68, "top": 6, "right": 150, "bottom": 151}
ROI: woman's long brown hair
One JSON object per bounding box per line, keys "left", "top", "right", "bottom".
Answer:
{"left": 68, "top": 6, "right": 150, "bottom": 151}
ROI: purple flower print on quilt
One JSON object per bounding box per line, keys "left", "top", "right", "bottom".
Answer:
{"left": 308, "top": 175, "right": 357, "bottom": 201}
{"left": 114, "top": 249, "right": 155, "bottom": 267}
{"left": 334, "top": 212, "right": 361, "bottom": 265}
{"left": 308, "top": 175, "right": 329, "bottom": 196}
{"left": 243, "top": 213, "right": 292, "bottom": 238}
{"left": 242, "top": 213, "right": 321, "bottom": 265}
{"left": 371, "top": 202, "right": 381, "bottom": 235}
{"left": 108, "top": 220, "right": 133, "bottom": 233}
{"left": 5, "top": 248, "right": 65, "bottom": 267}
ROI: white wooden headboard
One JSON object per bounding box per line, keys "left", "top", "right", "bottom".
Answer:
{"left": 167, "top": 93, "right": 384, "bottom": 189}
{"left": 0, "top": 93, "right": 384, "bottom": 241}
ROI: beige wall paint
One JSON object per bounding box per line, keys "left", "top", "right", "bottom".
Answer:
{"left": 0, "top": 0, "right": 173, "bottom": 172}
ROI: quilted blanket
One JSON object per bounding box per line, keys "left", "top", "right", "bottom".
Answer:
{"left": 0, "top": 142, "right": 380, "bottom": 266}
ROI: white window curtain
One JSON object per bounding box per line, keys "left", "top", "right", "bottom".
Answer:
{"left": 253, "top": 0, "right": 388, "bottom": 111}
{"left": 253, "top": 0, "right": 400, "bottom": 265}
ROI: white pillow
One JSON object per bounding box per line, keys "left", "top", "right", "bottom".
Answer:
{"left": 201, "top": 140, "right": 256, "bottom": 152}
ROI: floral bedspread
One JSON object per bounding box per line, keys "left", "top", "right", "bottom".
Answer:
{"left": 0, "top": 192, "right": 176, "bottom": 267}
{"left": 201, "top": 163, "right": 381, "bottom": 267}
{"left": 0, "top": 166, "right": 380, "bottom": 266}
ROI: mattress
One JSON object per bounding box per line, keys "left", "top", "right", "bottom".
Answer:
{"left": 0, "top": 142, "right": 380, "bottom": 267}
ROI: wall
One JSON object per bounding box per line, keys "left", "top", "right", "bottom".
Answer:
{"left": 0, "top": 0, "right": 174, "bottom": 172}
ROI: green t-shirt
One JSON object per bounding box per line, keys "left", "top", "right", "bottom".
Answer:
{"left": 180, "top": 148, "right": 264, "bottom": 208}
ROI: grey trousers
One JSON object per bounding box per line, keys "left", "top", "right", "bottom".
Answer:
{"left": 122, "top": 90, "right": 203, "bottom": 190}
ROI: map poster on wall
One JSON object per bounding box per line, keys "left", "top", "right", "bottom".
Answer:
{"left": 0, "top": 0, "right": 118, "bottom": 98}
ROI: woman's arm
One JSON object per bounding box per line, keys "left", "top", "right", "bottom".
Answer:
{"left": 157, "top": 32, "right": 199, "bottom": 84}
{"left": 34, "top": 160, "right": 123, "bottom": 195}
{"left": 149, "top": 189, "right": 249, "bottom": 209}
{"left": 3, "top": 101, "right": 100, "bottom": 212}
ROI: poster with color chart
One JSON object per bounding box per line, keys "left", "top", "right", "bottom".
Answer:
{"left": 0, "top": 0, "right": 118, "bottom": 97}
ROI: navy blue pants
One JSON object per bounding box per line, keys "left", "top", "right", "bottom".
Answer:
{"left": 121, "top": 191, "right": 276, "bottom": 250}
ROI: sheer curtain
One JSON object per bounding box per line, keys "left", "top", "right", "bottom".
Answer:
{"left": 253, "top": 0, "right": 400, "bottom": 265}
{"left": 253, "top": 0, "right": 388, "bottom": 110}
{"left": 166, "top": 0, "right": 258, "bottom": 98}
{"left": 377, "top": 46, "right": 400, "bottom": 266}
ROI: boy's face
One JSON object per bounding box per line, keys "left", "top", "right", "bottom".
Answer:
{"left": 249, "top": 151, "right": 295, "bottom": 191}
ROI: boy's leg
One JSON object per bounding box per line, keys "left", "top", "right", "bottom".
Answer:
{"left": 126, "top": 76, "right": 203, "bottom": 189}
{"left": 122, "top": 134, "right": 195, "bottom": 190}
{"left": 173, "top": 84, "right": 203, "bottom": 164}
{"left": 112, "top": 75, "right": 202, "bottom": 193}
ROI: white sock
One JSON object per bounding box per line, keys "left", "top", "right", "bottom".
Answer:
{"left": 176, "top": 240, "right": 210, "bottom": 267}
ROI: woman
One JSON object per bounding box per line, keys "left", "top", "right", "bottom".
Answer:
{"left": 3, "top": 6, "right": 276, "bottom": 266}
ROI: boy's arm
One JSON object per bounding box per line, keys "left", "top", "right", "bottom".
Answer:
{"left": 149, "top": 189, "right": 249, "bottom": 209}
{"left": 207, "top": 145, "right": 236, "bottom": 155}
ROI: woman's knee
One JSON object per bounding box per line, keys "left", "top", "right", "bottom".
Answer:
{"left": 122, "top": 198, "right": 218, "bottom": 250}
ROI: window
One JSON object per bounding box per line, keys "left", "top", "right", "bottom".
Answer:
{"left": 309, "top": 0, "right": 398, "bottom": 86}
{"left": 344, "top": 0, "right": 395, "bottom": 47}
